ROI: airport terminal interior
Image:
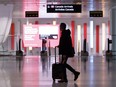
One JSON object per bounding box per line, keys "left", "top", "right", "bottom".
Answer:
{"left": 1, "top": 0, "right": 116, "bottom": 87}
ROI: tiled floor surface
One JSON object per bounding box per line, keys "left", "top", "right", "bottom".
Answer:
{"left": 0, "top": 55, "right": 116, "bottom": 87}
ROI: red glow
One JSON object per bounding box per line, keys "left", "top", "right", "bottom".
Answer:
{"left": 108, "top": 21, "right": 110, "bottom": 35}
{"left": 71, "top": 21, "right": 75, "bottom": 47}
{"left": 10, "top": 23, "right": 15, "bottom": 50}
{"left": 96, "top": 25, "right": 99, "bottom": 53}
{"left": 84, "top": 23, "right": 87, "bottom": 40}
{"left": 35, "top": 21, "right": 39, "bottom": 24}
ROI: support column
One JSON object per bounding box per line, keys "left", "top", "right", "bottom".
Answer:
{"left": 111, "top": 8, "right": 116, "bottom": 55}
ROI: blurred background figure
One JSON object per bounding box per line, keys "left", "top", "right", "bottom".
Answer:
{"left": 42, "top": 39, "right": 47, "bottom": 51}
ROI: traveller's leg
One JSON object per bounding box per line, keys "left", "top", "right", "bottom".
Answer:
{"left": 63, "top": 56, "right": 80, "bottom": 81}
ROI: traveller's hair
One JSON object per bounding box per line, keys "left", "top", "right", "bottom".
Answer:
{"left": 60, "top": 23, "right": 66, "bottom": 30}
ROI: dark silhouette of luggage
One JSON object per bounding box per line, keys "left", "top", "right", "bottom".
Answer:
{"left": 52, "top": 46, "right": 65, "bottom": 82}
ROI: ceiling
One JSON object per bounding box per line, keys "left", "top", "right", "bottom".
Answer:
{"left": 0, "top": 0, "right": 116, "bottom": 18}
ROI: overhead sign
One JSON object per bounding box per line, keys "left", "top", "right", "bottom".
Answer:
{"left": 47, "top": 4, "right": 81, "bottom": 13}
{"left": 90, "top": 11, "right": 103, "bottom": 17}
{"left": 25, "top": 11, "right": 38, "bottom": 17}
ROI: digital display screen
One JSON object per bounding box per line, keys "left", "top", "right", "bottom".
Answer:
{"left": 39, "top": 25, "right": 59, "bottom": 39}
{"left": 23, "top": 24, "right": 59, "bottom": 47}
{"left": 23, "top": 25, "right": 39, "bottom": 47}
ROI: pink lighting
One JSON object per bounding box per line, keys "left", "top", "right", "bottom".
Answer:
{"left": 23, "top": 25, "right": 40, "bottom": 47}
{"left": 23, "top": 56, "right": 39, "bottom": 87}
{"left": 23, "top": 24, "right": 59, "bottom": 47}
{"left": 23, "top": 0, "right": 39, "bottom": 17}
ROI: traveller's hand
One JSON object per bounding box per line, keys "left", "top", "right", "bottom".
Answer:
{"left": 56, "top": 45, "right": 59, "bottom": 48}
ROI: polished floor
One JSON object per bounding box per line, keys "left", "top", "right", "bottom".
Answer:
{"left": 0, "top": 55, "right": 116, "bottom": 87}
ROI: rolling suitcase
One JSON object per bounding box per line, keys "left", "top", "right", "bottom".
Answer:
{"left": 52, "top": 46, "right": 65, "bottom": 82}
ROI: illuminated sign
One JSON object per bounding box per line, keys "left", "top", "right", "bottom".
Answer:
{"left": 47, "top": 4, "right": 81, "bottom": 13}
{"left": 23, "top": 25, "right": 59, "bottom": 47}
{"left": 90, "top": 11, "right": 103, "bottom": 17}
{"left": 25, "top": 11, "right": 38, "bottom": 17}
{"left": 23, "top": 25, "right": 39, "bottom": 47}
{"left": 39, "top": 25, "right": 59, "bottom": 39}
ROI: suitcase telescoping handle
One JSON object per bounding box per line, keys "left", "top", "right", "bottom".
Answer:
{"left": 55, "top": 46, "right": 57, "bottom": 64}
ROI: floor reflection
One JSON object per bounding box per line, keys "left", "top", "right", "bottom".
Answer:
{"left": 16, "top": 56, "right": 24, "bottom": 72}
{"left": 81, "top": 56, "right": 88, "bottom": 72}
{"left": 22, "top": 56, "right": 39, "bottom": 87}
{"left": 41, "top": 56, "right": 49, "bottom": 76}
{"left": 1, "top": 55, "right": 116, "bottom": 87}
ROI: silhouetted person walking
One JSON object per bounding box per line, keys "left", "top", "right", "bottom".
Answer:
{"left": 58, "top": 23, "right": 80, "bottom": 83}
